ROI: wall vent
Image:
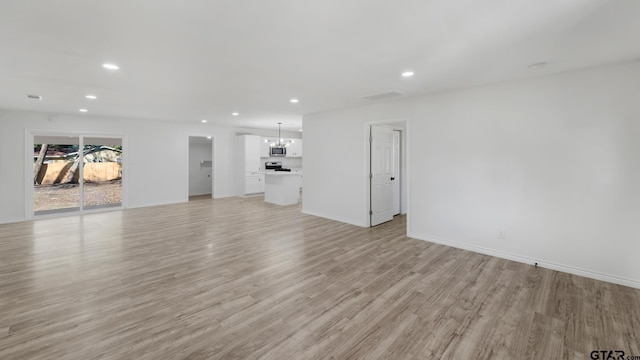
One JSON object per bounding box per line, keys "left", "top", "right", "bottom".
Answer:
{"left": 361, "top": 91, "right": 403, "bottom": 101}
{"left": 27, "top": 94, "right": 43, "bottom": 100}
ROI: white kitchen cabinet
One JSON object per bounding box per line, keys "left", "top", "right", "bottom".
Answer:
{"left": 243, "top": 172, "right": 265, "bottom": 195}
{"left": 242, "top": 135, "right": 261, "bottom": 172}
{"left": 245, "top": 174, "right": 262, "bottom": 194}
{"left": 261, "top": 137, "right": 302, "bottom": 157}
{"left": 236, "top": 135, "right": 263, "bottom": 195}
{"left": 260, "top": 137, "right": 271, "bottom": 158}
{"left": 286, "top": 139, "right": 303, "bottom": 157}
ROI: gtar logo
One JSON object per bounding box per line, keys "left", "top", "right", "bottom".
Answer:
{"left": 590, "top": 350, "right": 625, "bottom": 360}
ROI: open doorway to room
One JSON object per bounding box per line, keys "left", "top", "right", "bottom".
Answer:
{"left": 31, "top": 133, "right": 124, "bottom": 217}
{"left": 188, "top": 136, "right": 213, "bottom": 201}
{"left": 369, "top": 121, "right": 407, "bottom": 227}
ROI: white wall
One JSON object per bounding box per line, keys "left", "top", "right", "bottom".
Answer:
{"left": 0, "top": 109, "right": 239, "bottom": 223}
{"left": 188, "top": 139, "right": 213, "bottom": 196}
{"left": 303, "top": 60, "right": 640, "bottom": 288}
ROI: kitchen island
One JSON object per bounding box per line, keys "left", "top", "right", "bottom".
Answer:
{"left": 264, "top": 172, "right": 301, "bottom": 206}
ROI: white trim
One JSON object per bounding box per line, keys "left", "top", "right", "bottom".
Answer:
{"left": 128, "top": 199, "right": 185, "bottom": 209}
{"left": 120, "top": 135, "right": 129, "bottom": 209}
{"left": 364, "top": 119, "right": 409, "bottom": 227}
{"left": 302, "top": 209, "right": 368, "bottom": 228}
{"left": 405, "top": 118, "right": 411, "bottom": 236}
{"left": 24, "top": 129, "right": 33, "bottom": 220}
{"left": 79, "top": 136, "right": 85, "bottom": 208}
{"left": 0, "top": 217, "right": 24, "bottom": 225}
{"left": 212, "top": 193, "right": 235, "bottom": 199}
{"left": 33, "top": 206, "right": 122, "bottom": 221}
{"left": 186, "top": 134, "right": 215, "bottom": 201}
{"left": 409, "top": 231, "right": 640, "bottom": 290}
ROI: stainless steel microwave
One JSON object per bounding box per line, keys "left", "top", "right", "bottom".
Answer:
{"left": 270, "top": 146, "right": 286, "bottom": 157}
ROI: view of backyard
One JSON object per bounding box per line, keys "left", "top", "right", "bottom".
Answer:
{"left": 33, "top": 139, "right": 123, "bottom": 214}
{"left": 34, "top": 180, "right": 122, "bottom": 212}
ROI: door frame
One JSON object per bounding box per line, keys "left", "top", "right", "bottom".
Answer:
{"left": 25, "top": 129, "right": 127, "bottom": 220}
{"left": 187, "top": 135, "right": 214, "bottom": 199}
{"left": 364, "top": 119, "right": 409, "bottom": 227}
{"left": 392, "top": 129, "right": 402, "bottom": 216}
{"left": 185, "top": 134, "right": 215, "bottom": 201}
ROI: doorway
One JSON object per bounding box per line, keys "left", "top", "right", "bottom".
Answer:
{"left": 188, "top": 136, "right": 213, "bottom": 200}
{"left": 369, "top": 122, "right": 405, "bottom": 227}
{"left": 31, "top": 133, "right": 124, "bottom": 217}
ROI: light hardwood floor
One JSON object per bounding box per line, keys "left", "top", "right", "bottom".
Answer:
{"left": 1, "top": 196, "right": 639, "bottom": 359}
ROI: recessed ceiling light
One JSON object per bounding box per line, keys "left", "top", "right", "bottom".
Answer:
{"left": 79, "top": 108, "right": 88, "bottom": 113}
{"left": 528, "top": 62, "right": 547, "bottom": 70}
{"left": 232, "top": 112, "right": 239, "bottom": 116}
{"left": 290, "top": 98, "right": 299, "bottom": 103}
{"left": 102, "top": 63, "right": 119, "bottom": 70}
{"left": 27, "top": 94, "right": 43, "bottom": 100}
{"left": 401, "top": 71, "right": 415, "bottom": 77}
{"left": 201, "top": 119, "right": 207, "bottom": 123}
{"left": 85, "top": 95, "right": 97, "bottom": 100}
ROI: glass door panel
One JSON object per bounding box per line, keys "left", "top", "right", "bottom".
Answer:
{"left": 83, "top": 137, "right": 123, "bottom": 210}
{"left": 33, "top": 135, "right": 81, "bottom": 215}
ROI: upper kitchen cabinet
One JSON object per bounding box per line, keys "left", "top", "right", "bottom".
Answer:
{"left": 286, "top": 139, "right": 302, "bottom": 157}
{"left": 261, "top": 137, "right": 303, "bottom": 157}
{"left": 260, "top": 137, "right": 271, "bottom": 158}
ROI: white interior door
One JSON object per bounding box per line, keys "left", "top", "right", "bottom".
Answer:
{"left": 370, "top": 125, "right": 394, "bottom": 226}
{"left": 392, "top": 130, "right": 401, "bottom": 216}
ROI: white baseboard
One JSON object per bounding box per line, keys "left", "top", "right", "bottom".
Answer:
{"left": 213, "top": 194, "right": 235, "bottom": 199}
{"left": 302, "top": 209, "right": 367, "bottom": 228}
{"left": 0, "top": 217, "right": 25, "bottom": 225}
{"left": 408, "top": 232, "right": 640, "bottom": 290}
{"left": 128, "top": 199, "right": 183, "bottom": 209}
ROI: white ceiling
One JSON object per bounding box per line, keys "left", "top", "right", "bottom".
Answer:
{"left": 1, "top": 0, "right": 639, "bottom": 131}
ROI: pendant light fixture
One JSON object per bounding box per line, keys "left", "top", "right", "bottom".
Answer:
{"left": 264, "top": 122, "right": 292, "bottom": 148}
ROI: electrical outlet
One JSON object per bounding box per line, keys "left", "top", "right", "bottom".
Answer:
{"left": 498, "top": 230, "right": 506, "bottom": 239}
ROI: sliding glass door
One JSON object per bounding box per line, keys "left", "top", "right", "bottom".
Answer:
{"left": 83, "top": 137, "right": 123, "bottom": 210}
{"left": 33, "top": 135, "right": 81, "bottom": 215}
{"left": 32, "top": 134, "right": 123, "bottom": 217}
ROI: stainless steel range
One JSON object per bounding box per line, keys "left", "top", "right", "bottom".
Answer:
{"left": 264, "top": 161, "right": 282, "bottom": 170}
{"left": 264, "top": 161, "right": 291, "bottom": 172}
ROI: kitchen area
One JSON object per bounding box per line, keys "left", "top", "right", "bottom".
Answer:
{"left": 235, "top": 125, "right": 303, "bottom": 206}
